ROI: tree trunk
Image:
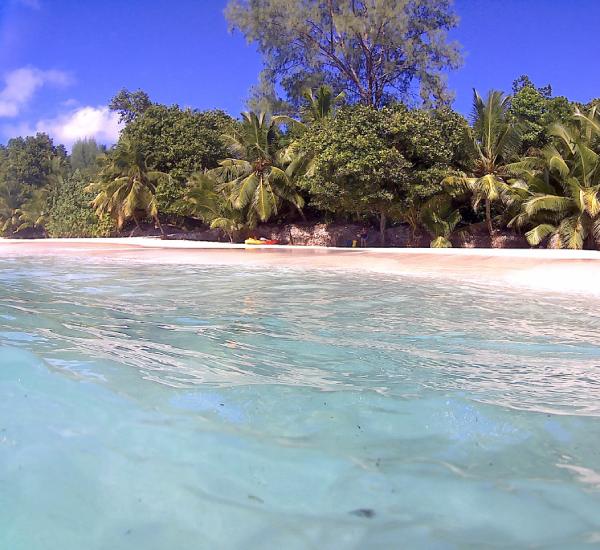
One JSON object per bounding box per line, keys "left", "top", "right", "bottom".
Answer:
{"left": 129, "top": 213, "right": 142, "bottom": 237}
{"left": 379, "top": 212, "right": 386, "bottom": 246}
{"left": 155, "top": 216, "right": 166, "bottom": 239}
{"left": 410, "top": 222, "right": 417, "bottom": 247}
{"left": 485, "top": 199, "right": 493, "bottom": 237}
{"left": 296, "top": 205, "right": 307, "bottom": 222}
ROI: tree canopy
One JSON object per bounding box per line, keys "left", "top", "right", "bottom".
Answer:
{"left": 226, "top": 0, "right": 462, "bottom": 109}
{"left": 509, "top": 75, "right": 573, "bottom": 154}
{"left": 119, "top": 104, "right": 234, "bottom": 181}
{"left": 70, "top": 138, "right": 105, "bottom": 175}
{"left": 390, "top": 106, "right": 470, "bottom": 204}
{"left": 2, "top": 3, "right": 600, "bottom": 250}
{"left": 297, "top": 104, "right": 409, "bottom": 239}
{"left": 109, "top": 88, "right": 153, "bottom": 124}
{"left": 3, "top": 133, "right": 66, "bottom": 189}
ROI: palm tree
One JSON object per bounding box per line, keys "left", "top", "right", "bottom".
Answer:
{"left": 444, "top": 90, "right": 522, "bottom": 236}
{"left": 279, "top": 86, "right": 344, "bottom": 190}
{"left": 181, "top": 173, "right": 221, "bottom": 222}
{"left": 510, "top": 106, "right": 600, "bottom": 249}
{"left": 86, "top": 138, "right": 170, "bottom": 235}
{"left": 420, "top": 194, "right": 461, "bottom": 248}
{"left": 16, "top": 188, "right": 49, "bottom": 234}
{"left": 209, "top": 112, "right": 304, "bottom": 223}
{"left": 182, "top": 172, "right": 253, "bottom": 242}
{"left": 210, "top": 209, "right": 252, "bottom": 243}
{"left": 301, "top": 86, "right": 345, "bottom": 122}
{"left": 0, "top": 181, "right": 23, "bottom": 235}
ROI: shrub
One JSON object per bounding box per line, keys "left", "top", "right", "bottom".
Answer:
{"left": 46, "top": 171, "right": 114, "bottom": 237}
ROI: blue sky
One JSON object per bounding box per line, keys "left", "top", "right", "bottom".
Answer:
{"left": 1, "top": 0, "right": 599, "bottom": 147}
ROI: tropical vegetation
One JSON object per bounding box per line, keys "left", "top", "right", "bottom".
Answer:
{"left": 1, "top": 1, "right": 599, "bottom": 250}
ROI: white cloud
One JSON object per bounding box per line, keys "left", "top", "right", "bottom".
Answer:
{"left": 35, "top": 106, "right": 123, "bottom": 147}
{"left": 0, "top": 67, "right": 72, "bottom": 117}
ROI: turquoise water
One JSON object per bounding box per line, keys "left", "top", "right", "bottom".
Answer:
{"left": 1, "top": 257, "right": 600, "bottom": 549}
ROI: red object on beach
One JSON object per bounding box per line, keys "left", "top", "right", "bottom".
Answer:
{"left": 244, "top": 238, "right": 281, "bottom": 245}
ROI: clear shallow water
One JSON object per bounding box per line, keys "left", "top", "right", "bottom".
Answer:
{"left": 1, "top": 257, "right": 600, "bottom": 549}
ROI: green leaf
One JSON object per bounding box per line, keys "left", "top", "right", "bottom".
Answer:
{"left": 524, "top": 195, "right": 573, "bottom": 217}
{"left": 431, "top": 236, "right": 452, "bottom": 248}
{"left": 525, "top": 224, "right": 556, "bottom": 246}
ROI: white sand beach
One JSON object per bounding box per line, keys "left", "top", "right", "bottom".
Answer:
{"left": 2, "top": 237, "right": 599, "bottom": 296}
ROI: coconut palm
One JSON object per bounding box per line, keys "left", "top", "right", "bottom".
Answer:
{"left": 420, "top": 194, "right": 461, "bottom": 248}
{"left": 278, "top": 87, "right": 344, "bottom": 187}
{"left": 301, "top": 86, "right": 345, "bottom": 122}
{"left": 182, "top": 172, "right": 253, "bottom": 242}
{"left": 210, "top": 210, "right": 253, "bottom": 243}
{"left": 444, "top": 89, "right": 522, "bottom": 236}
{"left": 181, "top": 173, "right": 222, "bottom": 223}
{"left": 86, "top": 138, "right": 170, "bottom": 234}
{"left": 209, "top": 111, "right": 304, "bottom": 223}
{"left": 510, "top": 106, "right": 600, "bottom": 249}
{"left": 0, "top": 181, "right": 23, "bottom": 234}
{"left": 16, "top": 188, "right": 49, "bottom": 233}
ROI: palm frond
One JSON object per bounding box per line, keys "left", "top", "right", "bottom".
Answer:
{"left": 582, "top": 187, "right": 600, "bottom": 217}
{"left": 431, "top": 236, "right": 452, "bottom": 248}
{"left": 524, "top": 194, "right": 573, "bottom": 217}
{"left": 525, "top": 224, "right": 556, "bottom": 246}
{"left": 558, "top": 216, "right": 585, "bottom": 249}
{"left": 233, "top": 173, "right": 259, "bottom": 209}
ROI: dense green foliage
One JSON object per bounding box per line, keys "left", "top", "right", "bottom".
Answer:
{"left": 70, "top": 138, "right": 105, "bottom": 175}
{"left": 2, "top": 75, "right": 598, "bottom": 248}
{"left": 509, "top": 106, "right": 600, "bottom": 248}
{"left": 1, "top": 1, "right": 599, "bottom": 250}
{"left": 390, "top": 106, "right": 470, "bottom": 204}
{"left": 120, "top": 105, "right": 234, "bottom": 180}
{"left": 86, "top": 138, "right": 170, "bottom": 233}
{"left": 296, "top": 104, "right": 469, "bottom": 240}
{"left": 46, "top": 171, "right": 113, "bottom": 237}
{"left": 298, "top": 105, "right": 409, "bottom": 238}
{"left": 117, "top": 103, "right": 234, "bottom": 215}
{"left": 508, "top": 76, "right": 573, "bottom": 154}
{"left": 0, "top": 134, "right": 67, "bottom": 235}
{"left": 3, "top": 134, "right": 66, "bottom": 188}
{"left": 109, "top": 89, "right": 152, "bottom": 124}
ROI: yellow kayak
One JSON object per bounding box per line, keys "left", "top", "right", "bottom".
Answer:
{"left": 244, "top": 238, "right": 279, "bottom": 245}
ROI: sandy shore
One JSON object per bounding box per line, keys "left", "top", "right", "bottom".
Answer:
{"left": 2, "top": 237, "right": 600, "bottom": 296}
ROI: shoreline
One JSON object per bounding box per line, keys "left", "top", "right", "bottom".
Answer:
{"left": 2, "top": 237, "right": 600, "bottom": 296}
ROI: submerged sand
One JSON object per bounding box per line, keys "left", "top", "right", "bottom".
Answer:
{"left": 1, "top": 237, "right": 599, "bottom": 296}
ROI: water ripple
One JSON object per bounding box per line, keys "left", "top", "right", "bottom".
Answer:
{"left": 1, "top": 258, "right": 600, "bottom": 416}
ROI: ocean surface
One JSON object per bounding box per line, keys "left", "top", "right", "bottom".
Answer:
{"left": 1, "top": 256, "right": 600, "bottom": 549}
